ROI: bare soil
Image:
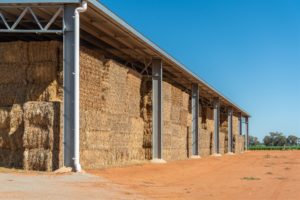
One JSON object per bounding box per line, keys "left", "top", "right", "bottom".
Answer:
{"left": 89, "top": 151, "right": 300, "bottom": 200}
{"left": 0, "top": 151, "right": 299, "bottom": 200}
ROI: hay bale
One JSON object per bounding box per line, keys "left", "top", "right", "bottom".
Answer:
{"left": 0, "top": 84, "right": 26, "bottom": 106}
{"left": 8, "top": 129, "right": 24, "bottom": 151}
{"left": 199, "top": 129, "right": 212, "bottom": 157}
{"left": 26, "top": 82, "right": 58, "bottom": 102}
{"left": 0, "top": 41, "right": 28, "bottom": 64}
{"left": 0, "top": 149, "right": 23, "bottom": 168}
{"left": 0, "top": 105, "right": 23, "bottom": 151}
{"left": 23, "top": 127, "right": 52, "bottom": 149}
{"left": 0, "top": 107, "right": 10, "bottom": 129}
{"left": 26, "top": 62, "right": 57, "bottom": 84}
{"left": 0, "top": 130, "right": 10, "bottom": 149}
{"left": 219, "top": 132, "right": 226, "bottom": 154}
{"left": 9, "top": 104, "right": 23, "bottom": 134}
{"left": 27, "top": 41, "right": 60, "bottom": 63}
{"left": 23, "top": 101, "right": 63, "bottom": 170}
{"left": 23, "top": 148, "right": 53, "bottom": 171}
{"left": 23, "top": 102, "right": 56, "bottom": 127}
{"left": 0, "top": 64, "right": 26, "bottom": 84}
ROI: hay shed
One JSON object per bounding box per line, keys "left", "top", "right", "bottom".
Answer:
{"left": 0, "top": 0, "right": 250, "bottom": 171}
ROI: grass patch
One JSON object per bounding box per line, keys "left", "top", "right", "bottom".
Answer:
{"left": 249, "top": 145, "right": 300, "bottom": 151}
{"left": 241, "top": 176, "right": 261, "bottom": 181}
{"left": 276, "top": 177, "right": 287, "bottom": 180}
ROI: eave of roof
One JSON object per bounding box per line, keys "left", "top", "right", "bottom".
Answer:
{"left": 0, "top": 0, "right": 80, "bottom": 3}
{"left": 0, "top": 0, "right": 251, "bottom": 117}
{"left": 88, "top": 0, "right": 250, "bottom": 117}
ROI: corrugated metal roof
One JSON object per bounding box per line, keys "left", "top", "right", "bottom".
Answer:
{"left": 0, "top": 0, "right": 251, "bottom": 117}
{"left": 0, "top": 0, "right": 80, "bottom": 3}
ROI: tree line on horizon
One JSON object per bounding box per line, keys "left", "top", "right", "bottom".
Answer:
{"left": 249, "top": 132, "right": 299, "bottom": 147}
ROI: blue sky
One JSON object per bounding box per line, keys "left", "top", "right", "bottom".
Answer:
{"left": 99, "top": 0, "right": 300, "bottom": 141}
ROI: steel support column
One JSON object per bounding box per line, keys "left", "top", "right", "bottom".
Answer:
{"left": 191, "top": 84, "right": 199, "bottom": 157}
{"left": 63, "top": 6, "right": 76, "bottom": 168}
{"left": 152, "top": 59, "right": 164, "bottom": 161}
{"left": 245, "top": 117, "right": 249, "bottom": 150}
{"left": 238, "top": 113, "right": 242, "bottom": 136}
{"left": 227, "top": 108, "right": 233, "bottom": 153}
{"left": 213, "top": 99, "right": 220, "bottom": 155}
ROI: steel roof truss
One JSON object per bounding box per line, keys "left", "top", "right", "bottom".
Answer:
{"left": 0, "top": 5, "right": 63, "bottom": 33}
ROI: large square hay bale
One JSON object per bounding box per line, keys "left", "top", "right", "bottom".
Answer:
{"left": 0, "top": 64, "right": 26, "bottom": 84}
{"left": 0, "top": 84, "right": 26, "bottom": 106}
{"left": 26, "top": 62, "right": 57, "bottom": 84}
{"left": 0, "top": 41, "right": 28, "bottom": 64}
{"left": 27, "top": 41, "right": 60, "bottom": 63}
{"left": 23, "top": 148, "right": 53, "bottom": 171}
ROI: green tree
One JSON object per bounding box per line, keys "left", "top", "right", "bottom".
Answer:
{"left": 263, "top": 135, "right": 273, "bottom": 146}
{"left": 287, "top": 135, "right": 298, "bottom": 146}
{"left": 249, "top": 135, "right": 259, "bottom": 146}
{"left": 263, "top": 132, "right": 287, "bottom": 146}
{"left": 273, "top": 134, "right": 286, "bottom": 146}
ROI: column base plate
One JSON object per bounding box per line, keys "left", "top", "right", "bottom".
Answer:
{"left": 150, "top": 159, "right": 167, "bottom": 164}
{"left": 190, "top": 155, "right": 201, "bottom": 159}
{"left": 212, "top": 153, "right": 222, "bottom": 157}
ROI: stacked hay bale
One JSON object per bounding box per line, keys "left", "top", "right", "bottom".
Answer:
{"left": 199, "top": 129, "right": 212, "bottom": 157}
{"left": 140, "top": 78, "right": 152, "bottom": 159}
{"left": 199, "top": 106, "right": 213, "bottom": 157}
{"left": 234, "top": 135, "right": 245, "bottom": 154}
{"left": 232, "top": 114, "right": 244, "bottom": 153}
{"left": 162, "top": 81, "right": 191, "bottom": 160}
{"left": 79, "top": 49, "right": 146, "bottom": 168}
{"left": 219, "top": 132, "right": 226, "bottom": 154}
{"left": 220, "top": 114, "right": 228, "bottom": 154}
{"left": 23, "top": 102, "right": 61, "bottom": 171}
{"left": 232, "top": 114, "right": 239, "bottom": 136}
{"left": 0, "top": 105, "right": 24, "bottom": 168}
{"left": 0, "top": 41, "right": 63, "bottom": 171}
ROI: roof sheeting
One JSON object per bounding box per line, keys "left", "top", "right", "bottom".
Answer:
{"left": 0, "top": 0, "right": 80, "bottom": 3}
{"left": 0, "top": 0, "right": 250, "bottom": 117}
{"left": 87, "top": 0, "right": 250, "bottom": 117}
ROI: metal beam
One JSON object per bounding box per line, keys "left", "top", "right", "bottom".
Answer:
{"left": 245, "top": 117, "right": 249, "bottom": 150}
{"left": 191, "top": 84, "right": 199, "bottom": 157}
{"left": 227, "top": 108, "right": 233, "bottom": 153}
{"left": 0, "top": 5, "right": 64, "bottom": 33}
{"left": 152, "top": 59, "right": 163, "bottom": 161}
{"left": 213, "top": 99, "right": 220, "bottom": 155}
{"left": 238, "top": 113, "right": 242, "bottom": 136}
{"left": 63, "top": 5, "right": 76, "bottom": 168}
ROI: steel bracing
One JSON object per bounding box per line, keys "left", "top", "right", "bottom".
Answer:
{"left": 0, "top": 5, "right": 63, "bottom": 33}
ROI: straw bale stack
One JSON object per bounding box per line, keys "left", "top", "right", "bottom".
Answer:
{"left": 79, "top": 56, "right": 146, "bottom": 168}
{"left": 0, "top": 104, "right": 24, "bottom": 168}
{"left": 0, "top": 41, "right": 28, "bottom": 64}
{"left": 27, "top": 41, "right": 60, "bottom": 63}
{"left": 232, "top": 114, "right": 239, "bottom": 136}
{"left": 219, "top": 132, "right": 226, "bottom": 154}
{"left": 234, "top": 135, "right": 245, "bottom": 154}
{"left": 162, "top": 80, "right": 191, "bottom": 160}
{"left": 0, "top": 64, "right": 26, "bottom": 84}
{"left": 0, "top": 41, "right": 63, "bottom": 170}
{"left": 27, "top": 62, "right": 57, "bottom": 84}
{"left": 205, "top": 108, "right": 214, "bottom": 133}
{"left": 199, "top": 129, "right": 212, "bottom": 157}
{"left": 140, "top": 78, "right": 152, "bottom": 159}
{"left": 23, "top": 102, "right": 61, "bottom": 171}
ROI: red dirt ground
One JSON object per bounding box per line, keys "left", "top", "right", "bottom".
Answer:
{"left": 88, "top": 151, "right": 300, "bottom": 200}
